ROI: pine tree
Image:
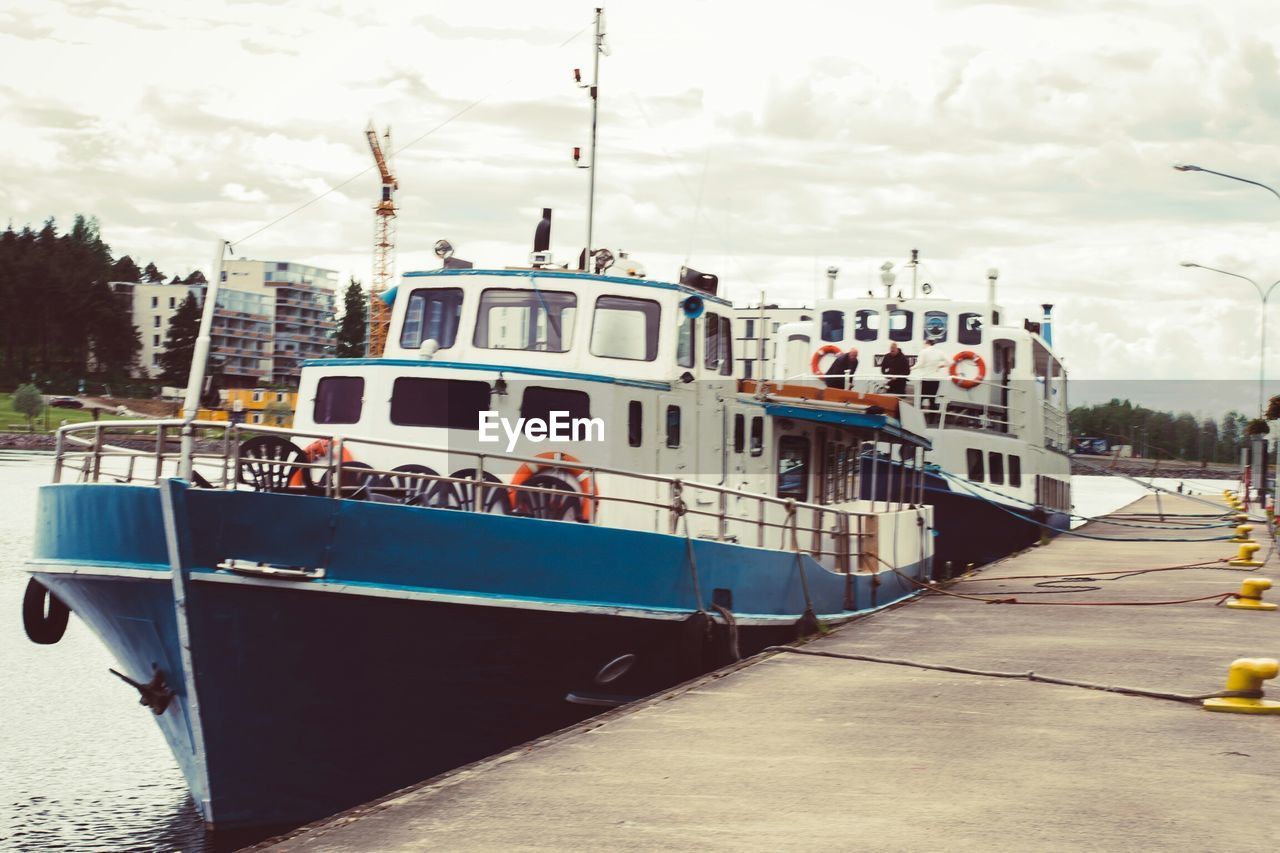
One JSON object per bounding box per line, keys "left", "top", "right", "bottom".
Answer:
{"left": 335, "top": 277, "right": 367, "bottom": 358}
{"left": 158, "top": 291, "right": 202, "bottom": 383}
{"left": 143, "top": 262, "right": 165, "bottom": 283}
{"left": 184, "top": 270, "right": 207, "bottom": 284}
{"left": 110, "top": 255, "right": 142, "bottom": 282}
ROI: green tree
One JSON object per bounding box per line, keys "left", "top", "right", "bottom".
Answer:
{"left": 12, "top": 383, "right": 43, "bottom": 431}
{"left": 110, "top": 255, "right": 142, "bottom": 282}
{"left": 1219, "top": 411, "right": 1242, "bottom": 463}
{"left": 158, "top": 291, "right": 202, "bottom": 383}
{"left": 335, "top": 277, "right": 367, "bottom": 358}
{"left": 143, "top": 262, "right": 165, "bottom": 283}
{"left": 264, "top": 399, "right": 293, "bottom": 426}
{"left": 0, "top": 214, "right": 141, "bottom": 386}
{"left": 184, "top": 270, "right": 207, "bottom": 284}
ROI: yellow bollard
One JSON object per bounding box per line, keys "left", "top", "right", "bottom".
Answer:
{"left": 1229, "top": 541, "right": 1264, "bottom": 567}
{"left": 1227, "top": 578, "right": 1278, "bottom": 611}
{"left": 1231, "top": 524, "right": 1255, "bottom": 543}
{"left": 1203, "top": 658, "right": 1280, "bottom": 714}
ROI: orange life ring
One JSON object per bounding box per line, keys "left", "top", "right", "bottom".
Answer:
{"left": 810, "top": 344, "right": 843, "bottom": 376}
{"left": 289, "top": 438, "right": 353, "bottom": 488}
{"left": 950, "top": 350, "right": 987, "bottom": 389}
{"left": 508, "top": 451, "right": 597, "bottom": 522}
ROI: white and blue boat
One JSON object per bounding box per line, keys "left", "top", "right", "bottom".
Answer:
{"left": 23, "top": 226, "right": 936, "bottom": 829}
{"left": 767, "top": 257, "right": 1072, "bottom": 569}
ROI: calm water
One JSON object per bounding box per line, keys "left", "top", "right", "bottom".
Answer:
{"left": 0, "top": 452, "right": 272, "bottom": 852}
{"left": 0, "top": 450, "right": 1229, "bottom": 850}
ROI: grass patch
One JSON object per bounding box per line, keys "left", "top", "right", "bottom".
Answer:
{"left": 0, "top": 393, "right": 134, "bottom": 434}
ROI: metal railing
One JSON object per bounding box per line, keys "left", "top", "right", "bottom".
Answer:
{"left": 778, "top": 370, "right": 1078, "bottom": 438}
{"left": 51, "top": 420, "right": 929, "bottom": 577}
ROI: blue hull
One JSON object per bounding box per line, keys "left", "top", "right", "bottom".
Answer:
{"left": 861, "top": 463, "right": 1068, "bottom": 569}
{"left": 31, "top": 481, "right": 926, "bottom": 829}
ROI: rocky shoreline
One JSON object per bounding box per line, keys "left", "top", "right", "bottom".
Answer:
{"left": 0, "top": 432, "right": 57, "bottom": 451}
{"left": 1070, "top": 457, "right": 1242, "bottom": 481}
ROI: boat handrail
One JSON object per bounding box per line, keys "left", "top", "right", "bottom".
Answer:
{"left": 783, "top": 370, "right": 1032, "bottom": 396}
{"left": 50, "top": 418, "right": 926, "bottom": 570}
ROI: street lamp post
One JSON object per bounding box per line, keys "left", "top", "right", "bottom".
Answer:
{"left": 1175, "top": 163, "right": 1280, "bottom": 504}
{"left": 1178, "top": 262, "right": 1280, "bottom": 416}
{"left": 1173, "top": 163, "right": 1280, "bottom": 202}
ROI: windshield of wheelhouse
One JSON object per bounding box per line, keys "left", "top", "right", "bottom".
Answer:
{"left": 400, "top": 287, "right": 463, "bottom": 350}
{"left": 473, "top": 287, "right": 576, "bottom": 352}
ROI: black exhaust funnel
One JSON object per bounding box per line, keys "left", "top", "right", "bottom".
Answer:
{"left": 534, "top": 208, "right": 552, "bottom": 253}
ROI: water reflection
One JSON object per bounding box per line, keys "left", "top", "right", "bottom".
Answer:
{"left": 0, "top": 451, "right": 287, "bottom": 852}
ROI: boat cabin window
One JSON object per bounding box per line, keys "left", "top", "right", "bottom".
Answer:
{"left": 854, "top": 309, "right": 879, "bottom": 341}
{"left": 704, "top": 312, "right": 722, "bottom": 371}
{"left": 924, "top": 310, "right": 948, "bottom": 343}
{"left": 777, "top": 436, "right": 810, "bottom": 501}
{"left": 958, "top": 312, "right": 983, "bottom": 345}
{"left": 733, "top": 413, "right": 745, "bottom": 453}
{"left": 666, "top": 405, "right": 681, "bottom": 448}
{"left": 888, "top": 309, "right": 913, "bottom": 342}
{"left": 400, "top": 288, "right": 464, "bottom": 350}
{"left": 988, "top": 451, "right": 1004, "bottom": 485}
{"left": 677, "top": 316, "right": 695, "bottom": 368}
{"left": 390, "top": 377, "right": 491, "bottom": 429}
{"left": 821, "top": 310, "right": 844, "bottom": 343}
{"left": 719, "top": 315, "right": 734, "bottom": 375}
{"left": 628, "top": 401, "right": 643, "bottom": 447}
{"left": 520, "top": 386, "right": 591, "bottom": 422}
{"left": 313, "top": 376, "right": 364, "bottom": 424}
{"left": 966, "top": 447, "right": 984, "bottom": 482}
{"left": 749, "top": 416, "right": 763, "bottom": 456}
{"left": 1008, "top": 455, "right": 1022, "bottom": 487}
{"left": 591, "top": 295, "right": 660, "bottom": 361}
{"left": 473, "top": 288, "right": 576, "bottom": 352}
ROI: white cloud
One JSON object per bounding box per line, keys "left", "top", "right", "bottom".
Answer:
{"left": 5, "top": 0, "right": 1280, "bottom": 392}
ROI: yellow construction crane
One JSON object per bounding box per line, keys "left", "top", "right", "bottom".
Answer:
{"left": 365, "top": 123, "right": 397, "bottom": 356}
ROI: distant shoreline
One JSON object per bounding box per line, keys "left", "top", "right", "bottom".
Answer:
{"left": 0, "top": 433, "right": 56, "bottom": 451}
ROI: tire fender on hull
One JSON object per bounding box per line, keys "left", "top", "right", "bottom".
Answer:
{"left": 23, "top": 578, "right": 71, "bottom": 645}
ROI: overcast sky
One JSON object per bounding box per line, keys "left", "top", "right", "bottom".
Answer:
{"left": 4, "top": 0, "right": 1280, "bottom": 410}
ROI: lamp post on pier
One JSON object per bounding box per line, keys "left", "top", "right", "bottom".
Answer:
{"left": 1175, "top": 163, "right": 1280, "bottom": 504}
{"left": 1177, "top": 262, "right": 1280, "bottom": 417}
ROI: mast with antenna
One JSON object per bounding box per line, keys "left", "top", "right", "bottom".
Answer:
{"left": 573, "top": 8, "right": 608, "bottom": 269}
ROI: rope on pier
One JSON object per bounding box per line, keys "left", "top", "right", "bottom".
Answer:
{"left": 762, "top": 646, "right": 1262, "bottom": 705}
{"left": 877, "top": 556, "right": 1253, "bottom": 608}
{"left": 926, "top": 480, "right": 1236, "bottom": 542}
{"left": 903, "top": 568, "right": 1240, "bottom": 606}
{"left": 947, "top": 560, "right": 1266, "bottom": 595}
{"left": 1069, "top": 456, "right": 1247, "bottom": 515}
{"left": 934, "top": 470, "right": 1237, "bottom": 529}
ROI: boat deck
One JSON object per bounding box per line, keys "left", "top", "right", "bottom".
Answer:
{"left": 260, "top": 493, "right": 1280, "bottom": 851}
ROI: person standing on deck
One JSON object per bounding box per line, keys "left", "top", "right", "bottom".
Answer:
{"left": 913, "top": 339, "right": 949, "bottom": 409}
{"left": 881, "top": 342, "right": 910, "bottom": 396}
{"left": 823, "top": 346, "right": 859, "bottom": 389}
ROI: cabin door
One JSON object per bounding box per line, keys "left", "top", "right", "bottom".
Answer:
{"left": 992, "top": 339, "right": 1015, "bottom": 433}
{"left": 697, "top": 392, "right": 726, "bottom": 486}
{"left": 657, "top": 393, "right": 692, "bottom": 479}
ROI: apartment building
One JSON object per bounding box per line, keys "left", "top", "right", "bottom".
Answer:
{"left": 221, "top": 260, "right": 338, "bottom": 386}
{"left": 114, "top": 259, "right": 337, "bottom": 388}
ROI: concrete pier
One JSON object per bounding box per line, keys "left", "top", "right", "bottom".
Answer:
{"left": 263, "top": 495, "right": 1280, "bottom": 851}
